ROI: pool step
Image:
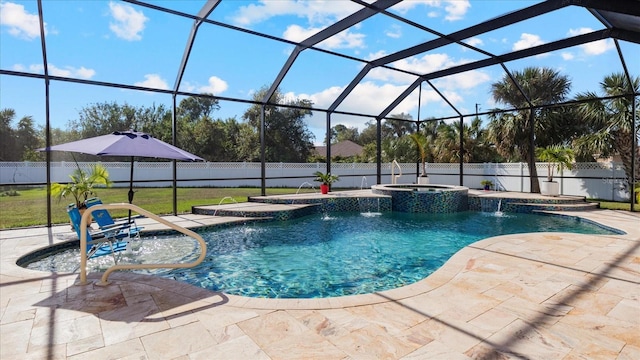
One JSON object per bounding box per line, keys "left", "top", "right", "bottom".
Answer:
{"left": 508, "top": 202, "right": 600, "bottom": 213}
{"left": 192, "top": 202, "right": 321, "bottom": 221}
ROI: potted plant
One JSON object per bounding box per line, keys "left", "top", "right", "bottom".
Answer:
{"left": 481, "top": 179, "right": 493, "bottom": 191}
{"left": 409, "top": 133, "right": 429, "bottom": 184}
{"left": 535, "top": 144, "right": 574, "bottom": 196}
{"left": 51, "top": 163, "right": 113, "bottom": 210}
{"left": 313, "top": 171, "right": 339, "bottom": 194}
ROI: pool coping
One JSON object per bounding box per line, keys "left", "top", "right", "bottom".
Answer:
{"left": 3, "top": 197, "right": 638, "bottom": 310}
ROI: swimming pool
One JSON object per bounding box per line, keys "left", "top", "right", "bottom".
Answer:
{"left": 24, "top": 211, "right": 620, "bottom": 298}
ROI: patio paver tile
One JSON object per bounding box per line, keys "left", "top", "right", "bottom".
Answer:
{"left": 1, "top": 201, "right": 637, "bottom": 359}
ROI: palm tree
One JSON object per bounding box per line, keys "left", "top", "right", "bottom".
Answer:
{"left": 404, "top": 120, "right": 439, "bottom": 177}
{"left": 535, "top": 145, "right": 575, "bottom": 182}
{"left": 51, "top": 163, "right": 112, "bottom": 209}
{"left": 487, "top": 67, "right": 572, "bottom": 193}
{"left": 574, "top": 73, "right": 640, "bottom": 191}
{"left": 409, "top": 132, "right": 429, "bottom": 177}
{"left": 432, "top": 118, "right": 498, "bottom": 163}
{"left": 385, "top": 113, "right": 414, "bottom": 138}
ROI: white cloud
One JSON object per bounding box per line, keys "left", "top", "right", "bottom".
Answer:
{"left": 392, "top": 0, "right": 469, "bottom": 21}
{"left": 28, "top": 64, "right": 95, "bottom": 79}
{"left": 282, "top": 24, "right": 317, "bottom": 41}
{"left": 364, "top": 52, "right": 491, "bottom": 92}
{"left": 568, "top": 27, "right": 592, "bottom": 36}
{"left": 134, "top": 74, "right": 168, "bottom": 90}
{"left": 75, "top": 66, "right": 97, "bottom": 79}
{"left": 368, "top": 66, "right": 417, "bottom": 85}
{"left": 444, "top": 1, "right": 470, "bottom": 21}
{"left": 198, "top": 76, "right": 228, "bottom": 95}
{"left": 289, "top": 66, "right": 489, "bottom": 133}
{"left": 561, "top": 52, "right": 574, "bottom": 60}
{"left": 366, "top": 50, "right": 389, "bottom": 61}
{"left": 181, "top": 82, "right": 196, "bottom": 92}
{"left": 390, "top": 53, "right": 471, "bottom": 77}
{"left": 385, "top": 24, "right": 402, "bottom": 39}
{"left": 512, "top": 33, "right": 545, "bottom": 51}
{"left": 231, "top": 0, "right": 360, "bottom": 27}
{"left": 393, "top": 0, "right": 439, "bottom": 14}
{"left": 12, "top": 64, "right": 25, "bottom": 71}
{"left": 108, "top": 1, "right": 148, "bottom": 41}
{"left": 395, "top": 53, "right": 454, "bottom": 74}
{"left": 283, "top": 24, "right": 365, "bottom": 49}
{"left": 568, "top": 27, "right": 614, "bottom": 55}
{"left": 582, "top": 40, "right": 614, "bottom": 55}
{"left": 464, "top": 37, "right": 483, "bottom": 48}
{"left": 345, "top": 82, "right": 422, "bottom": 116}
{"left": 432, "top": 70, "right": 491, "bottom": 91}
{"left": 440, "top": 90, "right": 463, "bottom": 104}
{"left": 291, "top": 82, "right": 429, "bottom": 131}
{"left": 0, "top": 2, "right": 44, "bottom": 39}
{"left": 321, "top": 29, "right": 365, "bottom": 49}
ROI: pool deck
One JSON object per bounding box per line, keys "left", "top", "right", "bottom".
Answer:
{"left": 1, "top": 191, "right": 639, "bottom": 359}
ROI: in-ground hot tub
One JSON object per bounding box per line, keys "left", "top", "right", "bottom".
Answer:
{"left": 371, "top": 184, "right": 468, "bottom": 213}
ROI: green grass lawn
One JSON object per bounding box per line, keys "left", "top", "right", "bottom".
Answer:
{"left": 590, "top": 199, "right": 640, "bottom": 212}
{"left": 0, "top": 187, "right": 316, "bottom": 229}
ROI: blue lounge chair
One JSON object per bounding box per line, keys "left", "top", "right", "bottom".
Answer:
{"left": 67, "top": 205, "right": 129, "bottom": 260}
{"left": 84, "top": 197, "right": 143, "bottom": 238}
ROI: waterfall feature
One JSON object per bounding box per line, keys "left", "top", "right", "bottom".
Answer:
{"left": 358, "top": 197, "right": 381, "bottom": 217}
{"left": 213, "top": 196, "right": 238, "bottom": 216}
{"left": 360, "top": 176, "right": 369, "bottom": 190}
{"left": 296, "top": 182, "right": 316, "bottom": 194}
{"left": 495, "top": 199, "right": 504, "bottom": 217}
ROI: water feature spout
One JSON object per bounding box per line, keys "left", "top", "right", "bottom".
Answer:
{"left": 360, "top": 176, "right": 369, "bottom": 190}
{"left": 296, "top": 182, "right": 317, "bottom": 194}
{"left": 213, "top": 196, "right": 238, "bottom": 216}
{"left": 495, "top": 199, "right": 504, "bottom": 217}
{"left": 359, "top": 197, "right": 382, "bottom": 217}
{"left": 218, "top": 196, "right": 238, "bottom": 206}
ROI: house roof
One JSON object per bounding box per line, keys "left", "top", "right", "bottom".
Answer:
{"left": 314, "top": 140, "right": 364, "bottom": 158}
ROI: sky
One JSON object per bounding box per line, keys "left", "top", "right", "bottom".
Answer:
{"left": 1, "top": 0, "right": 638, "bottom": 145}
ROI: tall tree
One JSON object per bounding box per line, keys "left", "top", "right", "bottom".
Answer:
{"left": 0, "top": 109, "right": 18, "bottom": 161}
{"left": 329, "top": 124, "right": 359, "bottom": 144}
{"left": 487, "top": 67, "right": 572, "bottom": 193}
{"left": 16, "top": 115, "right": 41, "bottom": 161}
{"left": 416, "top": 119, "right": 439, "bottom": 163}
{"left": 358, "top": 121, "right": 379, "bottom": 146}
{"left": 0, "top": 109, "right": 40, "bottom": 161}
{"left": 384, "top": 113, "right": 414, "bottom": 138}
{"left": 574, "top": 73, "right": 640, "bottom": 190}
{"left": 433, "top": 121, "right": 466, "bottom": 163}
{"left": 63, "top": 102, "right": 173, "bottom": 161}
{"left": 68, "top": 102, "right": 171, "bottom": 139}
{"left": 177, "top": 94, "right": 220, "bottom": 121}
{"left": 242, "top": 87, "right": 315, "bottom": 162}
{"left": 381, "top": 136, "right": 414, "bottom": 163}
{"left": 432, "top": 118, "right": 499, "bottom": 163}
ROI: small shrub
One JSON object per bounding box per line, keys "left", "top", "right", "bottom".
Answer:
{"left": 1, "top": 190, "right": 21, "bottom": 197}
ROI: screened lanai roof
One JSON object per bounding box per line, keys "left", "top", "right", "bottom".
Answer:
{"left": 1, "top": 0, "right": 638, "bottom": 144}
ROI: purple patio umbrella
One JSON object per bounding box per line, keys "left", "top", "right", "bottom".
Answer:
{"left": 39, "top": 130, "right": 204, "bottom": 208}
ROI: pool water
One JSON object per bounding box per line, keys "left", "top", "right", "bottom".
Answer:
{"left": 26, "top": 211, "right": 618, "bottom": 298}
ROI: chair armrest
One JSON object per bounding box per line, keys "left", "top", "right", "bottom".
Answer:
{"left": 98, "top": 222, "right": 133, "bottom": 232}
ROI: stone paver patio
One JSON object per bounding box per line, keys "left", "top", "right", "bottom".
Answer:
{"left": 1, "top": 198, "right": 638, "bottom": 359}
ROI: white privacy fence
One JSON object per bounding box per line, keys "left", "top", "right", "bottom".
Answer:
{"left": 0, "top": 161, "right": 632, "bottom": 201}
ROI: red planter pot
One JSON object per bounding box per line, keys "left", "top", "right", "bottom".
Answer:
{"left": 320, "top": 184, "right": 329, "bottom": 194}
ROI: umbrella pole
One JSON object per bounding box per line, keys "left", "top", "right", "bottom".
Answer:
{"left": 128, "top": 157, "right": 134, "bottom": 222}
